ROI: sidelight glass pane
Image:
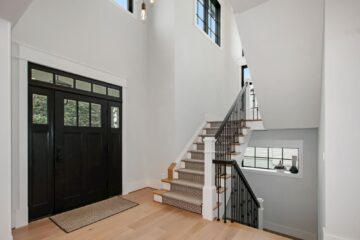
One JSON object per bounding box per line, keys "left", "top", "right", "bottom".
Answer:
{"left": 31, "top": 69, "right": 53, "bottom": 83}
{"left": 32, "top": 94, "right": 48, "bottom": 124}
{"left": 76, "top": 80, "right": 91, "bottom": 92}
{"left": 56, "top": 75, "right": 74, "bottom": 88}
{"left": 93, "top": 84, "right": 107, "bottom": 95}
{"left": 91, "top": 103, "right": 102, "bottom": 127}
{"left": 64, "top": 99, "right": 77, "bottom": 126}
{"left": 78, "top": 101, "right": 90, "bottom": 127}
{"left": 111, "top": 106, "right": 120, "bottom": 129}
{"left": 108, "top": 88, "right": 120, "bottom": 98}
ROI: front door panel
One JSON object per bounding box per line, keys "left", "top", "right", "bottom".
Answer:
{"left": 54, "top": 92, "right": 107, "bottom": 213}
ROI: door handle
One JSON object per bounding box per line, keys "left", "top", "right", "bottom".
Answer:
{"left": 56, "top": 146, "right": 64, "bottom": 162}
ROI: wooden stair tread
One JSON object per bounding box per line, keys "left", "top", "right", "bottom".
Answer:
{"left": 217, "top": 187, "right": 226, "bottom": 193}
{"left": 176, "top": 168, "right": 204, "bottom": 175}
{"left": 213, "top": 202, "right": 222, "bottom": 210}
{"left": 153, "top": 189, "right": 169, "bottom": 196}
{"left": 182, "top": 159, "right": 204, "bottom": 163}
{"left": 161, "top": 178, "right": 172, "bottom": 183}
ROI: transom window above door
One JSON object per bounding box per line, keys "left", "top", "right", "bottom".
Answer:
{"left": 196, "top": 0, "right": 221, "bottom": 46}
{"left": 30, "top": 64, "right": 122, "bottom": 101}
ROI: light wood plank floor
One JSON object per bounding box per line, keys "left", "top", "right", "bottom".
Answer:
{"left": 13, "top": 188, "right": 289, "bottom": 240}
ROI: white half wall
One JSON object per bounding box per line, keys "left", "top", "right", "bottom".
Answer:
{"left": 322, "top": 1, "right": 360, "bottom": 239}
{"left": 243, "top": 129, "right": 318, "bottom": 240}
{"left": 0, "top": 17, "right": 13, "bottom": 240}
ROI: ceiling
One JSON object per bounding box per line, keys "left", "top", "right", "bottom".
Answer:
{"left": 0, "top": 0, "right": 33, "bottom": 25}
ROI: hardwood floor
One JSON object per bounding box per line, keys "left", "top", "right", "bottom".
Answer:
{"left": 13, "top": 188, "right": 289, "bottom": 240}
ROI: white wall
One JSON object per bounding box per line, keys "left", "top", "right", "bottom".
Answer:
{"left": 0, "top": 17, "right": 13, "bottom": 240}
{"left": 0, "top": 0, "right": 33, "bottom": 25}
{"left": 146, "top": 0, "right": 244, "bottom": 181}
{"left": 232, "top": 0, "right": 324, "bottom": 129}
{"left": 322, "top": 1, "right": 360, "bottom": 239}
{"left": 173, "top": 0, "right": 243, "bottom": 158}
{"left": 244, "top": 129, "right": 318, "bottom": 240}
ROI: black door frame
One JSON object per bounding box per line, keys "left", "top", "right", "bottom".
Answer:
{"left": 28, "top": 63, "right": 123, "bottom": 221}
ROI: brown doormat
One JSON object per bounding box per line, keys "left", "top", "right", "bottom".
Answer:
{"left": 50, "top": 196, "right": 138, "bottom": 233}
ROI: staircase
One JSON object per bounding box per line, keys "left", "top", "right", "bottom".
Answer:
{"left": 153, "top": 121, "right": 246, "bottom": 214}
{"left": 153, "top": 84, "right": 263, "bottom": 229}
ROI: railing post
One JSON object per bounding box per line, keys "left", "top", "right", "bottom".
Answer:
{"left": 257, "top": 198, "right": 264, "bottom": 229}
{"left": 202, "top": 137, "right": 216, "bottom": 221}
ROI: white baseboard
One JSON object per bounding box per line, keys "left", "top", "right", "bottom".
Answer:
{"left": 123, "top": 179, "right": 148, "bottom": 195}
{"left": 264, "top": 221, "right": 316, "bottom": 240}
{"left": 323, "top": 228, "right": 351, "bottom": 240}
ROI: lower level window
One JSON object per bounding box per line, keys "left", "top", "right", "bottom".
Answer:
{"left": 243, "top": 147, "right": 299, "bottom": 171}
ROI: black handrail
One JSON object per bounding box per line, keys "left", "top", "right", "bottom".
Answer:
{"left": 213, "top": 160, "right": 260, "bottom": 208}
{"left": 213, "top": 159, "right": 260, "bottom": 228}
{"left": 214, "top": 86, "right": 247, "bottom": 139}
{"left": 212, "top": 85, "right": 260, "bottom": 228}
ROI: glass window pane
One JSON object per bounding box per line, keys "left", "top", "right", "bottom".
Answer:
{"left": 197, "top": 17, "right": 204, "bottom": 30}
{"left": 243, "top": 157, "right": 255, "bottom": 167}
{"left": 255, "top": 158, "right": 268, "bottom": 168}
{"left": 284, "top": 148, "right": 299, "bottom": 159}
{"left": 256, "top": 147, "right": 268, "bottom": 158}
{"left": 31, "top": 69, "right": 53, "bottom": 83}
{"left": 78, "top": 101, "right": 90, "bottom": 127}
{"left": 244, "top": 147, "right": 255, "bottom": 157}
{"left": 111, "top": 106, "right": 120, "bottom": 129}
{"left": 91, "top": 103, "right": 102, "bottom": 128}
{"left": 93, "top": 84, "right": 107, "bottom": 95}
{"left": 64, "top": 99, "right": 77, "bottom": 126}
{"left": 270, "top": 159, "right": 281, "bottom": 169}
{"left": 32, "top": 94, "right": 48, "bottom": 124}
{"left": 108, "top": 88, "right": 120, "bottom": 98}
{"left": 197, "top": 1, "right": 205, "bottom": 19}
{"left": 56, "top": 75, "right": 74, "bottom": 88}
{"left": 76, "top": 80, "right": 91, "bottom": 92}
{"left": 114, "top": 0, "right": 128, "bottom": 10}
{"left": 269, "top": 148, "right": 282, "bottom": 159}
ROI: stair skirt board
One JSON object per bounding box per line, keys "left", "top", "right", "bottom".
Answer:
{"left": 162, "top": 196, "right": 202, "bottom": 215}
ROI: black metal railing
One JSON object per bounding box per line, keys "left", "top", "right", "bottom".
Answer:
{"left": 213, "top": 160, "right": 260, "bottom": 227}
{"left": 214, "top": 86, "right": 247, "bottom": 161}
{"left": 213, "top": 85, "right": 260, "bottom": 228}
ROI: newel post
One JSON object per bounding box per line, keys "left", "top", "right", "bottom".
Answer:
{"left": 202, "top": 137, "right": 216, "bottom": 220}
{"left": 257, "top": 198, "right": 264, "bottom": 229}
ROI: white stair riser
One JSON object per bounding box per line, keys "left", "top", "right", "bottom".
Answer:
{"left": 162, "top": 182, "right": 171, "bottom": 190}
{"left": 154, "top": 194, "right": 162, "bottom": 203}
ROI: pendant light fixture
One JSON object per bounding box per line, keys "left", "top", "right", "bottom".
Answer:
{"left": 141, "top": 1, "right": 147, "bottom": 21}
{"left": 150, "top": 0, "right": 155, "bottom": 4}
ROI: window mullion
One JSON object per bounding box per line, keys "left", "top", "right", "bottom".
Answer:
{"left": 204, "top": 0, "right": 209, "bottom": 33}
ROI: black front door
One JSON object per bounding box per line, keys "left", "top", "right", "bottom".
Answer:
{"left": 28, "top": 63, "right": 123, "bottom": 221}
{"left": 54, "top": 92, "right": 108, "bottom": 213}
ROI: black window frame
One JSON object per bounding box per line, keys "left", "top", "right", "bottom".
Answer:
{"left": 29, "top": 63, "right": 122, "bottom": 103}
{"left": 196, "top": 0, "right": 221, "bottom": 46}
{"left": 243, "top": 147, "right": 300, "bottom": 171}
